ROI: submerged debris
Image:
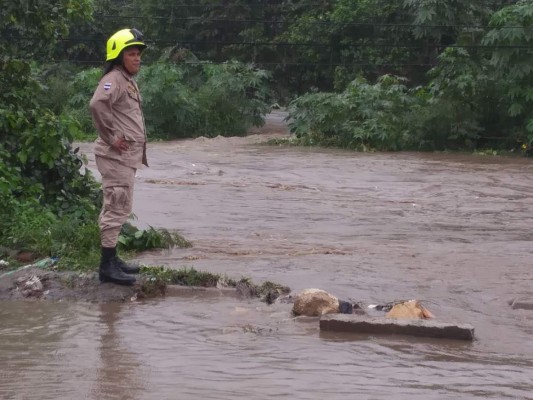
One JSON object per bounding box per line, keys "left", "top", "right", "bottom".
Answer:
{"left": 0, "top": 257, "right": 58, "bottom": 279}
{"left": 256, "top": 281, "right": 291, "bottom": 304}
{"left": 235, "top": 280, "right": 257, "bottom": 298}
{"left": 293, "top": 289, "right": 360, "bottom": 316}
{"left": 291, "top": 289, "right": 437, "bottom": 320}
{"left": 15, "top": 274, "right": 45, "bottom": 298}
{"left": 367, "top": 299, "right": 434, "bottom": 319}
{"left": 384, "top": 300, "right": 434, "bottom": 320}
{"left": 387, "top": 300, "right": 434, "bottom": 320}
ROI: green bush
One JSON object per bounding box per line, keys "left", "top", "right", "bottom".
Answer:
{"left": 0, "top": 59, "right": 100, "bottom": 269}
{"left": 140, "top": 266, "right": 223, "bottom": 287}
{"left": 137, "top": 61, "right": 198, "bottom": 138}
{"left": 140, "top": 59, "right": 272, "bottom": 138}
{"left": 194, "top": 61, "right": 272, "bottom": 137}
{"left": 414, "top": 47, "right": 510, "bottom": 150}
{"left": 34, "top": 62, "right": 81, "bottom": 115}
{"left": 288, "top": 75, "right": 426, "bottom": 151}
{"left": 65, "top": 57, "right": 272, "bottom": 140}
{"left": 0, "top": 202, "right": 191, "bottom": 271}
{"left": 66, "top": 67, "right": 101, "bottom": 138}
{"left": 483, "top": 0, "right": 533, "bottom": 146}
{"left": 119, "top": 222, "right": 192, "bottom": 252}
{"left": 0, "top": 197, "right": 100, "bottom": 266}
{"left": 0, "top": 62, "right": 100, "bottom": 212}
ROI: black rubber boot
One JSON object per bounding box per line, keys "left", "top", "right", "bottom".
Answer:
{"left": 115, "top": 257, "right": 141, "bottom": 274}
{"left": 99, "top": 247, "right": 136, "bottom": 286}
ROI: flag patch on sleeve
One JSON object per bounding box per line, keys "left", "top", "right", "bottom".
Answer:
{"left": 103, "top": 82, "right": 112, "bottom": 90}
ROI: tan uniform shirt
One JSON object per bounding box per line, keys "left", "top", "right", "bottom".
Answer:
{"left": 90, "top": 66, "right": 148, "bottom": 168}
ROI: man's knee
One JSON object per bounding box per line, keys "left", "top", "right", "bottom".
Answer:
{"left": 102, "top": 183, "right": 133, "bottom": 214}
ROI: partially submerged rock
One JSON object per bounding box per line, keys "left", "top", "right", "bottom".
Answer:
{"left": 293, "top": 288, "right": 340, "bottom": 316}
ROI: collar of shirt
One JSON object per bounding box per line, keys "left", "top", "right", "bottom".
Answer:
{"left": 114, "top": 65, "right": 135, "bottom": 83}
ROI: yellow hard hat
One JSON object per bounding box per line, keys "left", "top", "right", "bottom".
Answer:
{"left": 106, "top": 28, "right": 147, "bottom": 61}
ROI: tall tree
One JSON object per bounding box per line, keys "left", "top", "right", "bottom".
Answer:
{"left": 0, "top": 0, "right": 92, "bottom": 61}
{"left": 483, "top": 0, "right": 533, "bottom": 143}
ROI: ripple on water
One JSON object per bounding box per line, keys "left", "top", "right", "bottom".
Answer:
{"left": 4, "top": 138, "right": 533, "bottom": 399}
{"left": 1, "top": 296, "right": 533, "bottom": 400}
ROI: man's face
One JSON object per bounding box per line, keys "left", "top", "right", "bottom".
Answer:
{"left": 122, "top": 47, "right": 142, "bottom": 75}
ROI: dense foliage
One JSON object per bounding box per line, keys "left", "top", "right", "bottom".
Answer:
{"left": 288, "top": 75, "right": 425, "bottom": 151}
{"left": 0, "top": 0, "right": 100, "bottom": 268}
{"left": 39, "top": 0, "right": 529, "bottom": 151}
{"left": 53, "top": 0, "right": 519, "bottom": 94}
{"left": 287, "top": 0, "right": 532, "bottom": 151}
{"left": 483, "top": 1, "right": 533, "bottom": 144}
{"left": 0, "top": 0, "right": 97, "bottom": 212}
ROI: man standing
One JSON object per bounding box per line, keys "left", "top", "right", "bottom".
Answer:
{"left": 90, "top": 28, "right": 148, "bottom": 285}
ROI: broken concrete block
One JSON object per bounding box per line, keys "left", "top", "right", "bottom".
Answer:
{"left": 511, "top": 298, "right": 533, "bottom": 310}
{"left": 293, "top": 288, "right": 339, "bottom": 316}
{"left": 320, "top": 314, "right": 475, "bottom": 341}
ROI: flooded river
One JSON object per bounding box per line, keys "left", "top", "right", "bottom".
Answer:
{"left": 1, "top": 113, "right": 533, "bottom": 399}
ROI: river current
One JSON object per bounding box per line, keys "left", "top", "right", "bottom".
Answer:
{"left": 1, "top": 113, "right": 532, "bottom": 399}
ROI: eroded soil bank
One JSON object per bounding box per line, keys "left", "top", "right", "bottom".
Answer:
{"left": 1, "top": 112, "right": 533, "bottom": 399}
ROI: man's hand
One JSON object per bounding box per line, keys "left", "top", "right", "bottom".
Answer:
{"left": 111, "top": 137, "right": 129, "bottom": 154}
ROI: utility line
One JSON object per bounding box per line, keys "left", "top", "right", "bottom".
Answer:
{"left": 93, "top": 14, "right": 532, "bottom": 30}
{"left": 154, "top": 41, "right": 533, "bottom": 50}
{"left": 49, "top": 38, "right": 533, "bottom": 50}
{"left": 7, "top": 36, "right": 525, "bottom": 49}
{"left": 65, "top": 60, "right": 438, "bottom": 67}
{"left": 91, "top": 2, "right": 512, "bottom": 7}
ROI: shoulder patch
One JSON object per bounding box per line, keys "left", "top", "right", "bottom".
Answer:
{"left": 103, "top": 82, "right": 112, "bottom": 91}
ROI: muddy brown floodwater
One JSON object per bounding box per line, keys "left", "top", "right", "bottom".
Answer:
{"left": 1, "top": 111, "right": 533, "bottom": 399}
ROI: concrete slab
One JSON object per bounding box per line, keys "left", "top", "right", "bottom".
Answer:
{"left": 320, "top": 314, "right": 475, "bottom": 341}
{"left": 511, "top": 298, "right": 533, "bottom": 310}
